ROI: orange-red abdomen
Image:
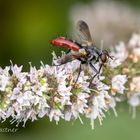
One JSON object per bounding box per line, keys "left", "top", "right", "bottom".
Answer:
{"left": 51, "top": 37, "right": 80, "bottom": 51}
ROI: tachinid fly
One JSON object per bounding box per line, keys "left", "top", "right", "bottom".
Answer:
{"left": 51, "top": 20, "right": 112, "bottom": 87}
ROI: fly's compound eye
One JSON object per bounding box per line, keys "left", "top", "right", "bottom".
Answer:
{"left": 100, "top": 53, "right": 107, "bottom": 63}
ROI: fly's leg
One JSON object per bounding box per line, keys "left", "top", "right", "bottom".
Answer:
{"left": 103, "top": 50, "right": 114, "bottom": 60}
{"left": 89, "top": 63, "right": 103, "bottom": 88}
{"left": 73, "top": 62, "right": 82, "bottom": 88}
{"left": 94, "top": 56, "right": 99, "bottom": 64}
{"left": 89, "top": 62, "right": 98, "bottom": 87}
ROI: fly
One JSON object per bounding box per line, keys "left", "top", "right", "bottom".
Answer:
{"left": 51, "top": 20, "right": 112, "bottom": 87}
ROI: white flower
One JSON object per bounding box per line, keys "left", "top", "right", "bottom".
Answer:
{"left": 108, "top": 97, "right": 117, "bottom": 117}
{"left": 11, "top": 64, "right": 23, "bottom": 78}
{"left": 132, "top": 48, "right": 140, "bottom": 57}
{"left": 86, "top": 90, "right": 111, "bottom": 129}
{"left": 96, "top": 81, "right": 110, "bottom": 91}
{"left": 58, "top": 85, "right": 72, "bottom": 106}
{"left": 49, "top": 109, "right": 63, "bottom": 124}
{"left": 64, "top": 111, "right": 72, "bottom": 121}
{"left": 109, "top": 97, "right": 116, "bottom": 108}
{"left": 128, "top": 93, "right": 140, "bottom": 107}
{"left": 0, "top": 67, "right": 11, "bottom": 91}
{"left": 130, "top": 76, "right": 140, "bottom": 92}
{"left": 0, "top": 109, "right": 7, "bottom": 120}
{"left": 52, "top": 51, "right": 60, "bottom": 65}
{"left": 112, "top": 75, "right": 127, "bottom": 94}
{"left": 37, "top": 97, "right": 50, "bottom": 118}
{"left": 129, "top": 33, "right": 140, "bottom": 48}
{"left": 108, "top": 58, "right": 122, "bottom": 68}
{"left": 6, "top": 107, "right": 15, "bottom": 118}
{"left": 16, "top": 91, "right": 34, "bottom": 106}
{"left": 128, "top": 92, "right": 140, "bottom": 119}
{"left": 108, "top": 42, "right": 128, "bottom": 68}
{"left": 74, "top": 92, "right": 89, "bottom": 114}
{"left": 69, "top": 92, "right": 89, "bottom": 121}
{"left": 76, "top": 71, "right": 90, "bottom": 92}
{"left": 29, "top": 66, "right": 38, "bottom": 83}
{"left": 31, "top": 83, "right": 48, "bottom": 96}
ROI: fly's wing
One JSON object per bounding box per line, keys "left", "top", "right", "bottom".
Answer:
{"left": 56, "top": 50, "right": 84, "bottom": 65}
{"left": 56, "top": 53, "right": 76, "bottom": 65}
{"left": 76, "top": 20, "right": 93, "bottom": 47}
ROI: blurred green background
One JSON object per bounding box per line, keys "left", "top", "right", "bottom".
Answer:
{"left": 0, "top": 0, "right": 140, "bottom": 140}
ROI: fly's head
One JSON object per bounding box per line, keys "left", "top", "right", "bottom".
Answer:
{"left": 100, "top": 50, "right": 112, "bottom": 64}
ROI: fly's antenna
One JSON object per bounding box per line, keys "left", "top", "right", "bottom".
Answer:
{"left": 100, "top": 40, "right": 113, "bottom": 60}
{"left": 100, "top": 40, "right": 104, "bottom": 53}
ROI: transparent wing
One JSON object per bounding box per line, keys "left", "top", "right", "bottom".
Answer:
{"left": 57, "top": 53, "right": 76, "bottom": 65}
{"left": 76, "top": 20, "right": 93, "bottom": 46}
